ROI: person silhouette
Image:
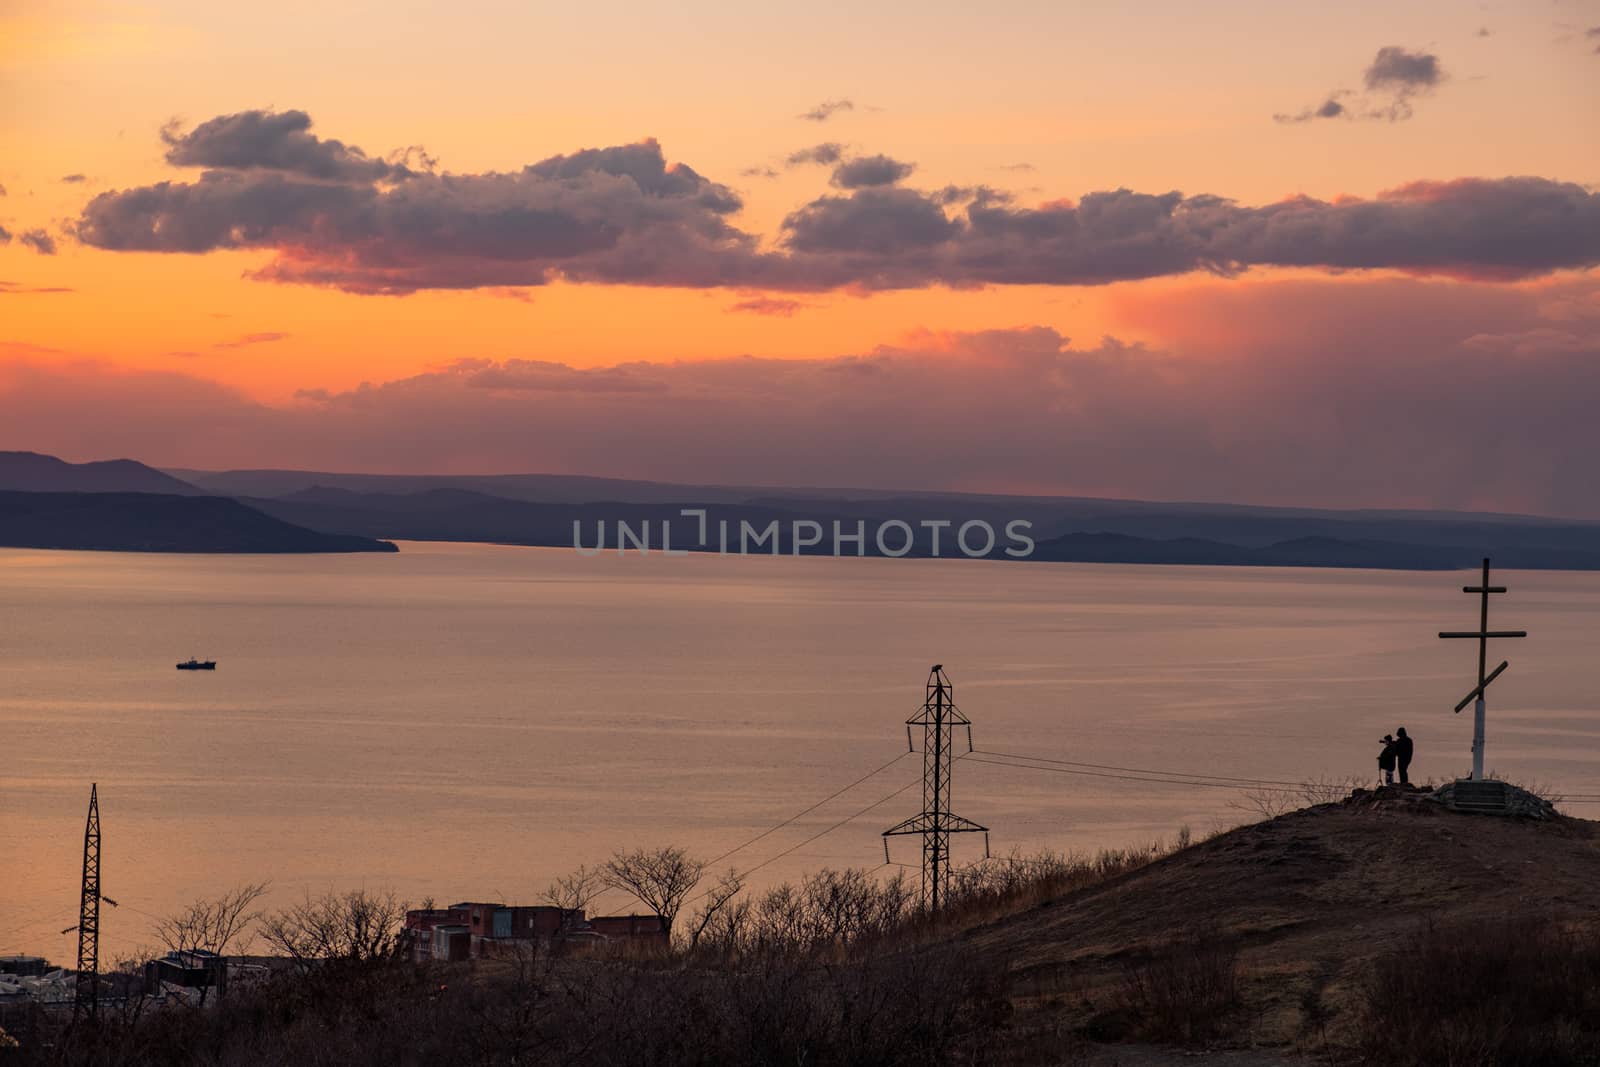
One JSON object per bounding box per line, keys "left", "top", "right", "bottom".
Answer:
{"left": 1377, "top": 734, "right": 1397, "bottom": 786}
{"left": 1394, "top": 727, "right": 1414, "bottom": 785}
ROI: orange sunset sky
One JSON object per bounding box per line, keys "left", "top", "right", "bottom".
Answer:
{"left": 2, "top": 0, "right": 1598, "bottom": 513}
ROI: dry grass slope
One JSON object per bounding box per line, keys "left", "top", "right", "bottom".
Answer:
{"left": 963, "top": 789, "right": 1600, "bottom": 1061}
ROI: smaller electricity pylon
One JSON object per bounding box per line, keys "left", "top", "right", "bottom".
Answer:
{"left": 63, "top": 783, "right": 116, "bottom": 1020}
{"left": 884, "top": 666, "right": 988, "bottom": 916}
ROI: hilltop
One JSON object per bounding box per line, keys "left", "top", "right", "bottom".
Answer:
{"left": 964, "top": 789, "right": 1600, "bottom": 1062}
{"left": 0, "top": 451, "right": 203, "bottom": 495}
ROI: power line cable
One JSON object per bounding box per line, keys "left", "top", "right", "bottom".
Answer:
{"left": 687, "top": 776, "right": 923, "bottom": 905}
{"left": 965, "top": 754, "right": 1312, "bottom": 793}
{"left": 586, "top": 749, "right": 910, "bottom": 913}
{"left": 702, "top": 750, "right": 910, "bottom": 869}
{"left": 974, "top": 748, "right": 1308, "bottom": 788}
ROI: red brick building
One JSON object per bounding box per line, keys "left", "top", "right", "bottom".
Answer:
{"left": 403, "top": 902, "right": 669, "bottom": 961}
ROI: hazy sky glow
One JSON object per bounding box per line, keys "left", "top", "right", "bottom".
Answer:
{"left": 3, "top": 0, "right": 1599, "bottom": 513}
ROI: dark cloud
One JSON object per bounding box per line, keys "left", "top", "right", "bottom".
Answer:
{"left": 739, "top": 142, "right": 845, "bottom": 179}
{"left": 1364, "top": 46, "right": 1442, "bottom": 90}
{"left": 60, "top": 174, "right": 88, "bottom": 184}
{"left": 727, "top": 296, "right": 811, "bottom": 316}
{"left": 1277, "top": 47, "right": 1444, "bottom": 123}
{"left": 783, "top": 187, "right": 959, "bottom": 255}
{"left": 1589, "top": 26, "right": 1600, "bottom": 53}
{"left": 7, "top": 277, "right": 1600, "bottom": 515}
{"left": 70, "top": 113, "right": 1600, "bottom": 293}
{"left": 161, "top": 109, "right": 411, "bottom": 182}
{"left": 0, "top": 225, "right": 9, "bottom": 243}
{"left": 0, "top": 280, "right": 74, "bottom": 294}
{"left": 0, "top": 183, "right": 7, "bottom": 196}
{"left": 1362, "top": 46, "right": 1444, "bottom": 120}
{"left": 1274, "top": 96, "right": 1347, "bottom": 124}
{"left": 19, "top": 229, "right": 56, "bottom": 255}
{"left": 459, "top": 358, "right": 666, "bottom": 393}
{"left": 213, "top": 331, "right": 289, "bottom": 349}
{"left": 830, "top": 154, "right": 915, "bottom": 189}
{"left": 798, "top": 99, "right": 854, "bottom": 122}
{"left": 780, "top": 177, "right": 1600, "bottom": 286}
{"left": 75, "top": 132, "right": 752, "bottom": 293}
{"left": 785, "top": 143, "right": 845, "bottom": 166}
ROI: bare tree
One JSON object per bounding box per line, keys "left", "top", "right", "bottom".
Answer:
{"left": 154, "top": 881, "right": 269, "bottom": 958}
{"left": 258, "top": 889, "right": 406, "bottom": 972}
{"left": 541, "top": 865, "right": 602, "bottom": 914}
{"left": 684, "top": 869, "right": 745, "bottom": 951}
{"left": 601, "top": 846, "right": 705, "bottom": 939}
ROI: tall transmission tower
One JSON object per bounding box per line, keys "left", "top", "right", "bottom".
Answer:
{"left": 67, "top": 783, "right": 115, "bottom": 1020}
{"left": 883, "top": 666, "right": 988, "bottom": 915}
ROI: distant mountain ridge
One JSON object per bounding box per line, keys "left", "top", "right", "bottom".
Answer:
{"left": 0, "top": 451, "right": 204, "bottom": 495}
{"left": 240, "top": 488, "right": 1600, "bottom": 570}
{"left": 8, "top": 452, "right": 1600, "bottom": 568}
{"left": 0, "top": 491, "right": 397, "bottom": 553}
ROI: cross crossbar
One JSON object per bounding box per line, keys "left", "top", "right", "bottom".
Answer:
{"left": 1454, "top": 660, "right": 1509, "bottom": 713}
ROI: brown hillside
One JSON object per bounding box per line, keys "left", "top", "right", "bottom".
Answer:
{"left": 959, "top": 790, "right": 1600, "bottom": 1058}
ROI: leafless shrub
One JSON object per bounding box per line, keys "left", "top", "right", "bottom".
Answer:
{"left": 1118, "top": 923, "right": 1241, "bottom": 1044}
{"left": 541, "top": 865, "right": 603, "bottom": 913}
{"left": 682, "top": 868, "right": 744, "bottom": 951}
{"left": 257, "top": 888, "right": 406, "bottom": 972}
{"left": 1229, "top": 786, "right": 1299, "bottom": 819}
{"left": 1229, "top": 775, "right": 1364, "bottom": 820}
{"left": 933, "top": 842, "right": 1182, "bottom": 931}
{"left": 154, "top": 881, "right": 269, "bottom": 958}
{"left": 1357, "top": 915, "right": 1600, "bottom": 1066}
{"left": 1485, "top": 769, "right": 1567, "bottom": 807}
{"left": 1299, "top": 774, "right": 1365, "bottom": 805}
{"left": 689, "top": 867, "right": 913, "bottom": 960}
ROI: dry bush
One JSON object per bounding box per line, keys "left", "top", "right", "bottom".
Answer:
{"left": 1116, "top": 923, "right": 1240, "bottom": 1045}
{"left": 257, "top": 888, "right": 406, "bottom": 972}
{"left": 540, "top": 865, "right": 603, "bottom": 913}
{"left": 689, "top": 867, "right": 913, "bottom": 960}
{"left": 1298, "top": 774, "right": 1365, "bottom": 805}
{"left": 155, "top": 882, "right": 270, "bottom": 959}
{"left": 10, "top": 934, "right": 1005, "bottom": 1067}
{"left": 1230, "top": 775, "right": 1366, "bottom": 820}
{"left": 1356, "top": 915, "right": 1600, "bottom": 1066}
{"left": 1484, "top": 769, "right": 1567, "bottom": 807}
{"left": 931, "top": 841, "right": 1181, "bottom": 932}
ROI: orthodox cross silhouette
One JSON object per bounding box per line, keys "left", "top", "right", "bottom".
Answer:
{"left": 1438, "top": 558, "right": 1527, "bottom": 780}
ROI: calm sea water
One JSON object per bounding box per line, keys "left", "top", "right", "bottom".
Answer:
{"left": 3, "top": 542, "right": 1598, "bottom": 961}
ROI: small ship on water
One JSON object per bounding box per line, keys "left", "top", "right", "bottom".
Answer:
{"left": 176, "top": 658, "right": 216, "bottom": 671}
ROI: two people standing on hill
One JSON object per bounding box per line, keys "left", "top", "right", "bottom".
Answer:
{"left": 1377, "top": 727, "right": 1415, "bottom": 786}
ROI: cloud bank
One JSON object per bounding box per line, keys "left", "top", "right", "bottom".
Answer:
{"left": 5, "top": 277, "right": 1599, "bottom": 516}
{"left": 68, "top": 110, "right": 1600, "bottom": 294}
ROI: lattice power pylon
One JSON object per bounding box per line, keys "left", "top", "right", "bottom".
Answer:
{"left": 883, "top": 665, "right": 988, "bottom": 915}
{"left": 67, "top": 783, "right": 116, "bottom": 1020}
